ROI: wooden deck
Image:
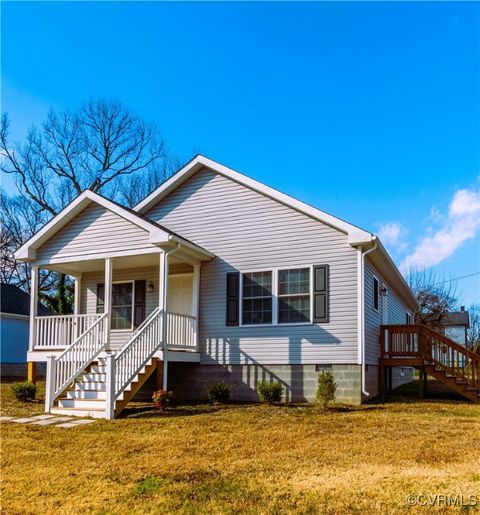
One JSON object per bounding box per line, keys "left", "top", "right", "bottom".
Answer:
{"left": 380, "top": 324, "right": 480, "bottom": 403}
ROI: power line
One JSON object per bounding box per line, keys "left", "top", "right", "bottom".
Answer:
{"left": 432, "top": 272, "right": 480, "bottom": 286}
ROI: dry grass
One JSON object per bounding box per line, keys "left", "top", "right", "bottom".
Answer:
{"left": 1, "top": 379, "right": 479, "bottom": 514}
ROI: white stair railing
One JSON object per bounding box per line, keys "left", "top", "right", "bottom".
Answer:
{"left": 45, "top": 313, "right": 108, "bottom": 410}
{"left": 111, "top": 308, "right": 162, "bottom": 405}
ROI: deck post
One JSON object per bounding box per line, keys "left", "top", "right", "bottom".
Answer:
{"left": 104, "top": 258, "right": 113, "bottom": 349}
{"left": 419, "top": 367, "right": 425, "bottom": 399}
{"left": 74, "top": 275, "right": 82, "bottom": 339}
{"left": 45, "top": 355, "right": 56, "bottom": 411}
{"left": 105, "top": 352, "right": 115, "bottom": 419}
{"left": 27, "top": 361, "right": 37, "bottom": 384}
{"left": 192, "top": 264, "right": 200, "bottom": 350}
{"left": 158, "top": 250, "right": 168, "bottom": 390}
{"left": 29, "top": 265, "right": 39, "bottom": 352}
{"left": 379, "top": 366, "right": 385, "bottom": 400}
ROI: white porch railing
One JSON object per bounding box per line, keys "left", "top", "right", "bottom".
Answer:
{"left": 112, "top": 308, "right": 162, "bottom": 402}
{"left": 45, "top": 313, "right": 108, "bottom": 410}
{"left": 35, "top": 314, "right": 102, "bottom": 348}
{"left": 165, "top": 312, "right": 197, "bottom": 349}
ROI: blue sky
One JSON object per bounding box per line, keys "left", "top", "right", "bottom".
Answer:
{"left": 1, "top": 1, "right": 479, "bottom": 304}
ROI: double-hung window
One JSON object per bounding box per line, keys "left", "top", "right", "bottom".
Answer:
{"left": 278, "top": 268, "right": 310, "bottom": 323}
{"left": 242, "top": 271, "right": 273, "bottom": 324}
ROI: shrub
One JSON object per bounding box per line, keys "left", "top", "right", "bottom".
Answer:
{"left": 11, "top": 381, "right": 37, "bottom": 402}
{"left": 207, "top": 382, "right": 232, "bottom": 404}
{"left": 256, "top": 381, "right": 283, "bottom": 404}
{"left": 152, "top": 389, "right": 175, "bottom": 410}
{"left": 316, "top": 371, "right": 337, "bottom": 409}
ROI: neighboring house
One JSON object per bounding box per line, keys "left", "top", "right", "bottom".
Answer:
{"left": 14, "top": 155, "right": 479, "bottom": 417}
{"left": 442, "top": 308, "right": 470, "bottom": 346}
{"left": 0, "top": 284, "right": 53, "bottom": 376}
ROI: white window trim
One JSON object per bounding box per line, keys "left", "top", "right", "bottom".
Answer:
{"left": 111, "top": 280, "right": 135, "bottom": 332}
{"left": 372, "top": 275, "right": 380, "bottom": 312}
{"left": 239, "top": 265, "right": 314, "bottom": 327}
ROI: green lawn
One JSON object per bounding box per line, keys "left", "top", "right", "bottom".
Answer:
{"left": 1, "top": 380, "right": 479, "bottom": 514}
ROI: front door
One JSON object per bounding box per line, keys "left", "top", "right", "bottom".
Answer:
{"left": 167, "top": 274, "right": 193, "bottom": 316}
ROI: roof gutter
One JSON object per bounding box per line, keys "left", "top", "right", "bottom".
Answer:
{"left": 357, "top": 239, "right": 378, "bottom": 397}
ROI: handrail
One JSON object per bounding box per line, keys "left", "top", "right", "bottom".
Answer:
{"left": 381, "top": 324, "right": 480, "bottom": 389}
{"left": 116, "top": 307, "right": 161, "bottom": 353}
{"left": 45, "top": 313, "right": 108, "bottom": 409}
{"left": 113, "top": 309, "right": 164, "bottom": 400}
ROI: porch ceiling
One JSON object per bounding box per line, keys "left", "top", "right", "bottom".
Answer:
{"left": 41, "top": 251, "right": 196, "bottom": 276}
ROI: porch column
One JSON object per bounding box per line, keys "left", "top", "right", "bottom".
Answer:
{"left": 192, "top": 264, "right": 200, "bottom": 350}
{"left": 27, "top": 266, "right": 39, "bottom": 383}
{"left": 158, "top": 250, "right": 168, "bottom": 390}
{"left": 104, "top": 258, "right": 113, "bottom": 348}
{"left": 74, "top": 275, "right": 82, "bottom": 339}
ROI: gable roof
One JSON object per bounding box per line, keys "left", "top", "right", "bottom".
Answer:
{"left": 135, "top": 155, "right": 374, "bottom": 245}
{"left": 135, "top": 154, "right": 417, "bottom": 308}
{"left": 1, "top": 283, "right": 54, "bottom": 316}
{"left": 443, "top": 311, "right": 470, "bottom": 328}
{"left": 14, "top": 189, "right": 213, "bottom": 262}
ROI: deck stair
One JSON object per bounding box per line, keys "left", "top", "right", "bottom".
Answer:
{"left": 51, "top": 357, "right": 160, "bottom": 418}
{"left": 46, "top": 307, "right": 171, "bottom": 418}
{"left": 380, "top": 324, "right": 480, "bottom": 403}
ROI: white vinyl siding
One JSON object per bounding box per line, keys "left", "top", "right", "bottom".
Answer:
{"left": 364, "top": 258, "right": 410, "bottom": 364}
{"left": 146, "top": 167, "right": 358, "bottom": 365}
{"left": 36, "top": 203, "right": 154, "bottom": 262}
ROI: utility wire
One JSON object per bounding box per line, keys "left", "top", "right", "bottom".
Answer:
{"left": 432, "top": 272, "right": 480, "bottom": 286}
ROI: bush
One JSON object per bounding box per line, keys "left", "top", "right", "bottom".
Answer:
{"left": 316, "top": 371, "right": 337, "bottom": 409}
{"left": 207, "top": 382, "right": 232, "bottom": 404}
{"left": 256, "top": 381, "right": 283, "bottom": 404}
{"left": 152, "top": 389, "right": 175, "bottom": 410}
{"left": 11, "top": 381, "right": 37, "bottom": 402}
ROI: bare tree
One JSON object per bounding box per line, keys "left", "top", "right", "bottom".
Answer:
{"left": 467, "top": 304, "right": 480, "bottom": 352}
{"left": 1, "top": 98, "right": 175, "bottom": 297}
{"left": 406, "top": 268, "right": 458, "bottom": 331}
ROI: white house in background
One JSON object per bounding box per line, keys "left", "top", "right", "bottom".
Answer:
{"left": 442, "top": 308, "right": 470, "bottom": 346}
{"left": 16, "top": 154, "right": 478, "bottom": 419}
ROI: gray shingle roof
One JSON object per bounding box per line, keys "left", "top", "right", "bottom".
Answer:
{"left": 443, "top": 311, "right": 470, "bottom": 328}
{"left": 0, "top": 284, "right": 55, "bottom": 316}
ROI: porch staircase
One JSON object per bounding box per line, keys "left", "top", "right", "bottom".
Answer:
{"left": 380, "top": 324, "right": 480, "bottom": 403}
{"left": 51, "top": 357, "right": 160, "bottom": 418}
{"left": 44, "top": 307, "right": 189, "bottom": 418}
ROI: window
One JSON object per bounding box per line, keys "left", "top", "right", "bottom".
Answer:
{"left": 278, "top": 268, "right": 310, "bottom": 323}
{"left": 111, "top": 282, "right": 134, "bottom": 330}
{"left": 242, "top": 271, "right": 272, "bottom": 324}
{"left": 373, "top": 277, "right": 379, "bottom": 311}
{"left": 406, "top": 312, "right": 412, "bottom": 325}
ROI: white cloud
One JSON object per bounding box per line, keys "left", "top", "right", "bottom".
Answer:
{"left": 378, "top": 222, "right": 408, "bottom": 252}
{"left": 400, "top": 188, "right": 480, "bottom": 273}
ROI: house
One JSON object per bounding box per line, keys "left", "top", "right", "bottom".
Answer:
{"left": 14, "top": 155, "right": 479, "bottom": 417}
{"left": 441, "top": 308, "right": 469, "bottom": 346}
{"left": 0, "top": 283, "right": 54, "bottom": 377}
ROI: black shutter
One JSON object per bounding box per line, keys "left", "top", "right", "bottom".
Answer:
{"left": 226, "top": 272, "right": 240, "bottom": 326}
{"left": 96, "top": 283, "right": 105, "bottom": 314}
{"left": 134, "top": 280, "right": 146, "bottom": 327}
{"left": 313, "top": 265, "right": 329, "bottom": 323}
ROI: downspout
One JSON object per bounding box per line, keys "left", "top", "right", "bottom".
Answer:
{"left": 358, "top": 239, "right": 378, "bottom": 397}
{"left": 161, "top": 243, "right": 181, "bottom": 391}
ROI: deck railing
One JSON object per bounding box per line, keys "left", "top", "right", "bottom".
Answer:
{"left": 35, "top": 314, "right": 103, "bottom": 349}
{"left": 45, "top": 313, "right": 108, "bottom": 410}
{"left": 381, "top": 324, "right": 480, "bottom": 389}
{"left": 165, "top": 311, "right": 197, "bottom": 349}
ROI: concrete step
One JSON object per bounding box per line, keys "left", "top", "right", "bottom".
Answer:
{"left": 67, "top": 390, "right": 106, "bottom": 400}
{"left": 50, "top": 407, "right": 107, "bottom": 419}
{"left": 58, "top": 398, "right": 106, "bottom": 410}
